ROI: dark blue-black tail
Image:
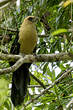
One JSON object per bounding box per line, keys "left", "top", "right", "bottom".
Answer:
{"left": 11, "top": 63, "right": 31, "bottom": 106}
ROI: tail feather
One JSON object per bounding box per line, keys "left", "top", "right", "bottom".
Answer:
{"left": 11, "top": 63, "right": 31, "bottom": 106}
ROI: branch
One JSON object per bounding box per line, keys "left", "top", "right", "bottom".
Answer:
{"left": 38, "top": 34, "right": 49, "bottom": 38}
{"left": 0, "top": 0, "right": 17, "bottom": 9}
{"left": 0, "top": 2, "right": 10, "bottom": 10}
{"left": 0, "top": 52, "right": 73, "bottom": 74}
{"left": 30, "top": 73, "right": 46, "bottom": 89}
{"left": 24, "top": 67, "right": 73, "bottom": 107}
{"left": 0, "top": 53, "right": 21, "bottom": 61}
{"left": 0, "top": 0, "right": 10, "bottom": 7}
{"left": 0, "top": 52, "right": 73, "bottom": 62}
{"left": 0, "top": 58, "right": 24, "bottom": 74}
{"left": 28, "top": 84, "right": 49, "bottom": 88}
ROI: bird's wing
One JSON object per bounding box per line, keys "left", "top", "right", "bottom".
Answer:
{"left": 10, "top": 33, "right": 20, "bottom": 55}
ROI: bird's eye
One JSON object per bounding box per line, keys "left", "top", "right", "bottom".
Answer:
{"left": 28, "top": 17, "right": 33, "bottom": 21}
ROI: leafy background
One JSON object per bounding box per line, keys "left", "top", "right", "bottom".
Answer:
{"left": 0, "top": 0, "right": 73, "bottom": 110}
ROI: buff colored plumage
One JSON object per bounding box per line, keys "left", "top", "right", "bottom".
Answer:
{"left": 19, "top": 16, "right": 37, "bottom": 54}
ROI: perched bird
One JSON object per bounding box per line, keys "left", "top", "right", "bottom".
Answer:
{"left": 10, "top": 16, "right": 38, "bottom": 106}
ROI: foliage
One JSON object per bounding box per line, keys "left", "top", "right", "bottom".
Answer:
{"left": 0, "top": 0, "right": 73, "bottom": 110}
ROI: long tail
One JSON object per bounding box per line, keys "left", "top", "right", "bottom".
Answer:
{"left": 11, "top": 63, "right": 31, "bottom": 106}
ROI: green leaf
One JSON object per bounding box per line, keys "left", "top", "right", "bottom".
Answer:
{"left": 43, "top": 63, "right": 48, "bottom": 74}
{"left": 51, "top": 29, "right": 67, "bottom": 36}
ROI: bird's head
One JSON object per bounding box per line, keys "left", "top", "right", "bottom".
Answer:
{"left": 24, "top": 16, "right": 38, "bottom": 23}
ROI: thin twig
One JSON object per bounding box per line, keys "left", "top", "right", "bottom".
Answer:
{"left": 28, "top": 84, "right": 49, "bottom": 88}
{"left": 30, "top": 73, "right": 46, "bottom": 89}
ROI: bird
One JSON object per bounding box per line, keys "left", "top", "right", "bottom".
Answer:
{"left": 10, "top": 16, "right": 38, "bottom": 106}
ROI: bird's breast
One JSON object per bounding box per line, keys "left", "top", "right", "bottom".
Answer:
{"left": 19, "top": 23, "right": 37, "bottom": 54}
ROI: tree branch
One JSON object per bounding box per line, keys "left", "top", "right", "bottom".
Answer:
{"left": 0, "top": 58, "right": 24, "bottom": 74}
{"left": 24, "top": 67, "right": 73, "bottom": 107}
{"left": 0, "top": 52, "right": 73, "bottom": 75}
{"left": 0, "top": 52, "right": 73, "bottom": 62}
{"left": 0, "top": 53, "right": 21, "bottom": 61}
